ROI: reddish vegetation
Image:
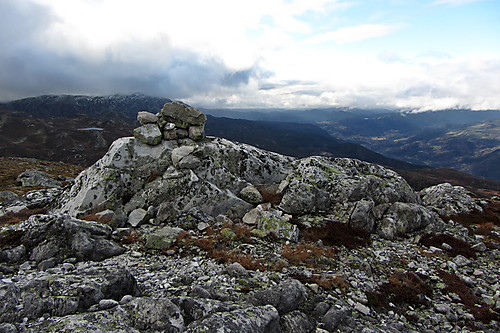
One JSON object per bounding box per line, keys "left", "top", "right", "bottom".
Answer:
{"left": 302, "top": 221, "right": 370, "bottom": 249}
{"left": 367, "top": 271, "right": 431, "bottom": 316}
{"left": 438, "top": 270, "right": 500, "bottom": 324}
{"left": 79, "top": 213, "right": 113, "bottom": 224}
{"left": 419, "top": 233, "right": 476, "bottom": 259}
{"left": 281, "top": 243, "right": 337, "bottom": 267}
{"left": 0, "top": 230, "right": 24, "bottom": 248}
{"left": 256, "top": 185, "right": 282, "bottom": 205}
{"left": 0, "top": 208, "right": 47, "bottom": 226}
{"left": 444, "top": 198, "right": 500, "bottom": 246}
{"left": 0, "top": 157, "right": 83, "bottom": 195}
{"left": 397, "top": 168, "right": 500, "bottom": 197}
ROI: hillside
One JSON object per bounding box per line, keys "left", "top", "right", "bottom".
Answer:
{"left": 1, "top": 103, "right": 499, "bottom": 332}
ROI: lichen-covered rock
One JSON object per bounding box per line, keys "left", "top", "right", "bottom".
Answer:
{"left": 377, "top": 202, "right": 439, "bottom": 239}
{"left": 57, "top": 137, "right": 291, "bottom": 221}
{"left": 134, "top": 123, "right": 162, "bottom": 145}
{"left": 240, "top": 185, "right": 263, "bottom": 204}
{"left": 0, "top": 266, "right": 138, "bottom": 324}
{"left": 145, "top": 226, "right": 184, "bottom": 250}
{"left": 279, "top": 157, "right": 419, "bottom": 216}
{"left": 248, "top": 279, "right": 307, "bottom": 314}
{"left": 185, "top": 305, "right": 280, "bottom": 333}
{"left": 137, "top": 111, "right": 158, "bottom": 124}
{"left": 420, "top": 183, "right": 483, "bottom": 216}
{"left": 161, "top": 101, "right": 207, "bottom": 127}
{"left": 14, "top": 214, "right": 125, "bottom": 263}
{"left": 124, "top": 297, "right": 184, "bottom": 331}
{"left": 17, "top": 169, "right": 62, "bottom": 188}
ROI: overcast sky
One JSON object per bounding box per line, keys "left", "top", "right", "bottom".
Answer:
{"left": 1, "top": 0, "right": 499, "bottom": 110}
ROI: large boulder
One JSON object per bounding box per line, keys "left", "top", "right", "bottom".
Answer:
{"left": 420, "top": 183, "right": 483, "bottom": 216}
{"left": 185, "top": 305, "right": 280, "bottom": 333}
{"left": 17, "top": 169, "right": 62, "bottom": 188}
{"left": 57, "top": 136, "right": 292, "bottom": 220}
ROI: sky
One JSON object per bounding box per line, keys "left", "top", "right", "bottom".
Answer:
{"left": 1, "top": 0, "right": 499, "bottom": 111}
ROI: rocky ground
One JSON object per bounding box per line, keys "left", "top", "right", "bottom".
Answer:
{"left": 0, "top": 103, "right": 499, "bottom": 332}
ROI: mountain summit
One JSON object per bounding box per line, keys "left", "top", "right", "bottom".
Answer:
{"left": 1, "top": 102, "right": 499, "bottom": 331}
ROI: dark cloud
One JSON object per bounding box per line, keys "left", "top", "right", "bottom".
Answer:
{"left": 0, "top": 0, "right": 262, "bottom": 102}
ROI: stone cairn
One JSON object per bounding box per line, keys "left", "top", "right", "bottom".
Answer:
{"left": 134, "top": 101, "right": 207, "bottom": 145}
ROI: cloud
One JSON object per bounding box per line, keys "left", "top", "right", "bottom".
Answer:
{"left": 431, "top": 0, "right": 484, "bottom": 6}
{"left": 304, "top": 24, "right": 398, "bottom": 44}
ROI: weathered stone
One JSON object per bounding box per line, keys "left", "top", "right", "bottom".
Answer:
{"left": 127, "top": 208, "right": 149, "bottom": 227}
{"left": 137, "top": 111, "right": 158, "bottom": 124}
{"left": 164, "top": 128, "right": 189, "bottom": 140}
{"left": 280, "top": 310, "right": 316, "bottom": 333}
{"left": 161, "top": 101, "right": 207, "bottom": 126}
{"left": 171, "top": 145, "right": 196, "bottom": 168}
{"left": 377, "top": 202, "right": 438, "bottom": 240}
{"left": 240, "top": 185, "right": 263, "bottom": 204}
{"left": 248, "top": 279, "right": 307, "bottom": 314}
{"left": 323, "top": 306, "right": 351, "bottom": 332}
{"left": 420, "top": 183, "right": 483, "bottom": 216}
{"left": 349, "top": 199, "right": 375, "bottom": 233}
{"left": 134, "top": 123, "right": 162, "bottom": 145}
{"left": 185, "top": 305, "right": 280, "bottom": 333}
{"left": 188, "top": 125, "right": 205, "bottom": 141}
{"left": 17, "top": 169, "right": 62, "bottom": 187}
{"left": 145, "top": 226, "right": 184, "bottom": 250}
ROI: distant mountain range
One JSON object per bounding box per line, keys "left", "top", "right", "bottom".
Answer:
{"left": 1, "top": 94, "right": 499, "bottom": 196}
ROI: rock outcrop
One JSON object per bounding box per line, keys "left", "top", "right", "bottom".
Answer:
{"left": 1, "top": 101, "right": 499, "bottom": 332}
{"left": 57, "top": 103, "right": 442, "bottom": 241}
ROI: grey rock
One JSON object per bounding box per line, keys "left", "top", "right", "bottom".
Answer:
{"left": 161, "top": 101, "right": 207, "bottom": 127}
{"left": 226, "top": 262, "right": 249, "bottom": 277}
{"left": 323, "top": 306, "right": 351, "bottom": 332}
{"left": 377, "top": 202, "right": 438, "bottom": 240}
{"left": 248, "top": 279, "right": 307, "bottom": 314}
{"left": 281, "top": 310, "right": 316, "bottom": 333}
{"left": 349, "top": 199, "right": 375, "bottom": 233}
{"left": 0, "top": 245, "right": 26, "bottom": 263}
{"left": 137, "top": 111, "right": 158, "bottom": 124}
{"left": 145, "top": 227, "right": 184, "bottom": 250}
{"left": 127, "top": 208, "right": 149, "bottom": 227}
{"left": 124, "top": 297, "right": 184, "bottom": 331}
{"left": 188, "top": 125, "right": 205, "bottom": 141}
{"left": 171, "top": 145, "right": 195, "bottom": 168}
{"left": 17, "top": 169, "right": 62, "bottom": 188}
{"left": 240, "top": 185, "right": 263, "bottom": 204}
{"left": 420, "top": 183, "right": 482, "bottom": 216}
{"left": 0, "top": 191, "right": 19, "bottom": 203}
{"left": 185, "top": 305, "right": 280, "bottom": 333}
{"left": 173, "top": 297, "right": 235, "bottom": 324}
{"left": 98, "top": 299, "right": 119, "bottom": 310}
{"left": 133, "top": 123, "right": 162, "bottom": 145}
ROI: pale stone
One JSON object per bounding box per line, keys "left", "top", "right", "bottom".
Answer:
{"left": 134, "top": 124, "right": 162, "bottom": 145}
{"left": 137, "top": 111, "right": 158, "bottom": 124}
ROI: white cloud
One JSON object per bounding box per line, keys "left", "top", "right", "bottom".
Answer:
{"left": 303, "top": 24, "right": 398, "bottom": 44}
{"left": 431, "top": 0, "right": 484, "bottom": 6}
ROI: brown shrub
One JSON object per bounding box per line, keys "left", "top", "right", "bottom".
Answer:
{"left": 208, "top": 249, "right": 266, "bottom": 271}
{"left": 438, "top": 269, "right": 500, "bottom": 323}
{"left": 368, "top": 271, "right": 431, "bottom": 310}
{"left": 0, "top": 208, "right": 47, "bottom": 226}
{"left": 0, "top": 230, "right": 24, "bottom": 248}
{"left": 281, "top": 243, "right": 337, "bottom": 267}
{"left": 194, "top": 237, "right": 215, "bottom": 251}
{"left": 302, "top": 221, "right": 370, "bottom": 249}
{"left": 419, "top": 233, "right": 476, "bottom": 259}
{"left": 79, "top": 213, "right": 112, "bottom": 224}
{"left": 256, "top": 185, "right": 282, "bottom": 205}
{"left": 119, "top": 230, "right": 142, "bottom": 244}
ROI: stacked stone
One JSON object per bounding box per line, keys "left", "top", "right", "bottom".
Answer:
{"left": 134, "top": 101, "right": 207, "bottom": 145}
